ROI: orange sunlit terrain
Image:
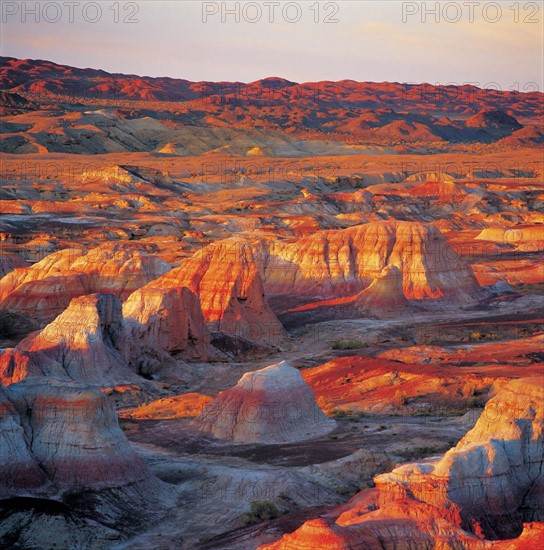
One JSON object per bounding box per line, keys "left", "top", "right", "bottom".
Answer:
{"left": 0, "top": 55, "right": 543, "bottom": 549}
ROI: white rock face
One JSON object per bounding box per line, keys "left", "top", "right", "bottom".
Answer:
{"left": 261, "top": 377, "right": 544, "bottom": 549}
{"left": 371, "top": 376, "right": 544, "bottom": 540}
{"left": 123, "top": 285, "right": 215, "bottom": 362}
{"left": 192, "top": 360, "right": 336, "bottom": 444}
{"left": 0, "top": 244, "right": 170, "bottom": 321}
{"left": 0, "top": 377, "right": 150, "bottom": 498}
{"left": 11, "top": 293, "right": 136, "bottom": 386}
{"left": 0, "top": 384, "right": 47, "bottom": 495}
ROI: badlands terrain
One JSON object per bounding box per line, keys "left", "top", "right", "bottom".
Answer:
{"left": 0, "top": 57, "right": 543, "bottom": 549}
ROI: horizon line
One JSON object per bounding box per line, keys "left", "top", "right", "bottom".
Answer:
{"left": 3, "top": 56, "right": 542, "bottom": 95}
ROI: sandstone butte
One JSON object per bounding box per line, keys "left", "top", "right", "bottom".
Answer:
{"left": 0, "top": 377, "right": 151, "bottom": 497}
{"left": 138, "top": 238, "right": 287, "bottom": 346}
{"left": 0, "top": 220, "right": 482, "bottom": 352}
{"left": 136, "top": 219, "right": 481, "bottom": 345}
{"left": 123, "top": 284, "right": 216, "bottom": 363}
{"left": 191, "top": 360, "right": 336, "bottom": 444}
{"left": 0, "top": 243, "right": 170, "bottom": 321}
{"left": 476, "top": 226, "right": 544, "bottom": 253}
{"left": 0, "top": 294, "right": 134, "bottom": 387}
{"left": 260, "top": 220, "right": 482, "bottom": 306}
{"left": 0, "top": 292, "right": 215, "bottom": 387}
{"left": 260, "top": 377, "right": 544, "bottom": 549}
{"left": 354, "top": 264, "right": 410, "bottom": 317}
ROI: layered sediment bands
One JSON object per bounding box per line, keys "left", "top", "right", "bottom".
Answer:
{"left": 146, "top": 220, "right": 479, "bottom": 338}
{"left": 146, "top": 238, "right": 287, "bottom": 346}
{"left": 191, "top": 360, "right": 336, "bottom": 444}
{"left": 354, "top": 264, "right": 409, "bottom": 317}
{"left": 0, "top": 244, "right": 170, "bottom": 321}
{"left": 0, "top": 377, "right": 149, "bottom": 496}
{"left": 262, "top": 221, "right": 482, "bottom": 305}
{"left": 262, "top": 518, "right": 362, "bottom": 549}
{"left": 1, "top": 294, "right": 135, "bottom": 386}
{"left": 371, "top": 377, "right": 544, "bottom": 539}
{"left": 260, "top": 378, "right": 544, "bottom": 548}
{"left": 123, "top": 285, "right": 215, "bottom": 362}
{"left": 0, "top": 384, "right": 47, "bottom": 495}
{"left": 476, "top": 226, "right": 544, "bottom": 250}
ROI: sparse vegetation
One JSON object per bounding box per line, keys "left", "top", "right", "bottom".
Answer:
{"left": 467, "top": 396, "right": 485, "bottom": 408}
{"left": 242, "top": 500, "right": 280, "bottom": 525}
{"left": 331, "top": 339, "right": 368, "bottom": 350}
{"left": 469, "top": 331, "right": 501, "bottom": 342}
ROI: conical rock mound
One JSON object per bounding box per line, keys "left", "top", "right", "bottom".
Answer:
{"left": 191, "top": 360, "right": 335, "bottom": 444}
{"left": 354, "top": 264, "right": 409, "bottom": 317}
{"left": 9, "top": 294, "right": 135, "bottom": 386}
{"left": 0, "top": 377, "right": 150, "bottom": 497}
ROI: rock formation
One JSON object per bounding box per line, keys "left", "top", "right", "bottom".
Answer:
{"left": 0, "top": 377, "right": 169, "bottom": 548}
{"left": 0, "top": 252, "right": 26, "bottom": 277}
{"left": 0, "top": 382, "right": 47, "bottom": 495}
{"left": 476, "top": 226, "right": 543, "bottom": 249}
{"left": 354, "top": 264, "right": 409, "bottom": 317}
{"left": 466, "top": 109, "right": 523, "bottom": 132}
{"left": 191, "top": 360, "right": 336, "bottom": 444}
{"left": 1, "top": 288, "right": 216, "bottom": 387}
{"left": 0, "top": 243, "right": 170, "bottom": 321}
{"left": 0, "top": 377, "right": 149, "bottom": 496}
{"left": 262, "top": 518, "right": 362, "bottom": 549}
{"left": 144, "top": 238, "right": 287, "bottom": 346}
{"left": 262, "top": 220, "right": 482, "bottom": 308}
{"left": 261, "top": 377, "right": 543, "bottom": 548}
{"left": 1, "top": 293, "right": 136, "bottom": 386}
{"left": 123, "top": 285, "right": 215, "bottom": 363}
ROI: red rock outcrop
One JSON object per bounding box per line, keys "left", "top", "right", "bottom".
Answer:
{"left": 3, "top": 58, "right": 540, "bottom": 143}
{"left": 0, "top": 243, "right": 170, "bottom": 321}
{"left": 261, "top": 377, "right": 543, "bottom": 548}
{"left": 476, "top": 226, "right": 544, "bottom": 253}
{"left": 263, "top": 518, "right": 362, "bottom": 549}
{"left": 1, "top": 294, "right": 136, "bottom": 386}
{"left": 0, "top": 348, "right": 40, "bottom": 386}
{"left": 123, "top": 285, "right": 215, "bottom": 362}
{"left": 141, "top": 221, "right": 479, "bottom": 334}
{"left": 466, "top": 110, "right": 522, "bottom": 132}
{"left": 146, "top": 238, "right": 286, "bottom": 346}
{"left": 191, "top": 360, "right": 336, "bottom": 444}
{"left": 263, "top": 220, "right": 482, "bottom": 307}
{"left": 121, "top": 392, "right": 213, "bottom": 420}
{"left": 354, "top": 264, "right": 409, "bottom": 317}
{"left": 0, "top": 377, "right": 149, "bottom": 497}
{"left": 490, "top": 523, "right": 544, "bottom": 549}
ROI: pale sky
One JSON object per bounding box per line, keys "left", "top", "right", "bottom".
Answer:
{"left": 1, "top": 1, "right": 542, "bottom": 89}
